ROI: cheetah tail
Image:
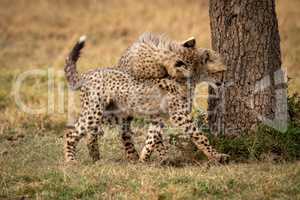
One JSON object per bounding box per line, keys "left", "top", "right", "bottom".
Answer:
{"left": 64, "top": 35, "right": 86, "bottom": 90}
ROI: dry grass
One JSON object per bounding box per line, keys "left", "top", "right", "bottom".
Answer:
{"left": 0, "top": 130, "right": 299, "bottom": 199}
{"left": 0, "top": 0, "right": 299, "bottom": 199}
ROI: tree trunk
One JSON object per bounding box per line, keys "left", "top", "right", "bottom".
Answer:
{"left": 208, "top": 0, "right": 286, "bottom": 135}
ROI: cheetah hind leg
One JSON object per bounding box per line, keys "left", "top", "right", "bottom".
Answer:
{"left": 120, "top": 118, "right": 139, "bottom": 161}
{"left": 64, "top": 126, "right": 83, "bottom": 163}
{"left": 84, "top": 105, "right": 106, "bottom": 162}
{"left": 64, "top": 101, "right": 106, "bottom": 163}
{"left": 86, "top": 132, "right": 103, "bottom": 162}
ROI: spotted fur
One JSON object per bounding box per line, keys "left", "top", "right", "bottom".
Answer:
{"left": 63, "top": 33, "right": 228, "bottom": 164}
{"left": 116, "top": 33, "right": 228, "bottom": 163}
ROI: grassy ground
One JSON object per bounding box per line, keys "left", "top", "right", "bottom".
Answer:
{"left": 1, "top": 130, "right": 299, "bottom": 200}
{"left": 0, "top": 0, "right": 300, "bottom": 199}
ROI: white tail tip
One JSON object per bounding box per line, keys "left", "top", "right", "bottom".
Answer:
{"left": 79, "top": 35, "right": 87, "bottom": 43}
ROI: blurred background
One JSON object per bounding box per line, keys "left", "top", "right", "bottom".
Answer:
{"left": 0, "top": 0, "right": 299, "bottom": 132}
{"left": 1, "top": 0, "right": 299, "bottom": 129}
{"left": 1, "top": 0, "right": 300, "bottom": 134}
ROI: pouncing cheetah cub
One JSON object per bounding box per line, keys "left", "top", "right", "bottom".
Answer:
{"left": 119, "top": 32, "right": 225, "bottom": 78}
{"left": 64, "top": 34, "right": 228, "bottom": 164}
{"left": 117, "top": 33, "right": 228, "bottom": 163}
{"left": 118, "top": 32, "right": 225, "bottom": 97}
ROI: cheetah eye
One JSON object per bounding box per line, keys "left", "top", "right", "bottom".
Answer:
{"left": 202, "top": 51, "right": 211, "bottom": 64}
{"left": 204, "top": 55, "right": 210, "bottom": 63}
{"left": 174, "top": 60, "right": 186, "bottom": 68}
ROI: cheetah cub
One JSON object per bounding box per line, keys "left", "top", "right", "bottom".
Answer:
{"left": 117, "top": 32, "right": 226, "bottom": 96}
{"left": 63, "top": 34, "right": 229, "bottom": 164}
{"left": 118, "top": 32, "right": 226, "bottom": 78}
{"left": 115, "top": 33, "right": 228, "bottom": 163}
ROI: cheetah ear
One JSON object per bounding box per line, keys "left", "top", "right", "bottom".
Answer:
{"left": 182, "top": 37, "right": 196, "bottom": 48}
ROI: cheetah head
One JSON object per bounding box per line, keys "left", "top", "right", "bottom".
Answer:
{"left": 163, "top": 37, "right": 226, "bottom": 82}
{"left": 162, "top": 37, "right": 198, "bottom": 79}
{"left": 194, "top": 48, "right": 227, "bottom": 84}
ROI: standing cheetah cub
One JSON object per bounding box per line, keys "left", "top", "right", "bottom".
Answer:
{"left": 63, "top": 34, "right": 228, "bottom": 164}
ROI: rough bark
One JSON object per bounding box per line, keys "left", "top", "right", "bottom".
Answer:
{"left": 208, "top": 0, "right": 284, "bottom": 135}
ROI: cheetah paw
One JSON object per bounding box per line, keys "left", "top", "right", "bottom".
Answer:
{"left": 65, "top": 158, "right": 79, "bottom": 165}
{"left": 214, "top": 153, "right": 230, "bottom": 164}
{"left": 127, "top": 152, "right": 140, "bottom": 161}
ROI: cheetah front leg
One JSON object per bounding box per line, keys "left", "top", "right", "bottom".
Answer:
{"left": 168, "top": 101, "right": 229, "bottom": 164}
{"left": 140, "top": 121, "right": 168, "bottom": 164}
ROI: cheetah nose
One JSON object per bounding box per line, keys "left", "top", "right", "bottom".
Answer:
{"left": 221, "top": 65, "right": 227, "bottom": 72}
